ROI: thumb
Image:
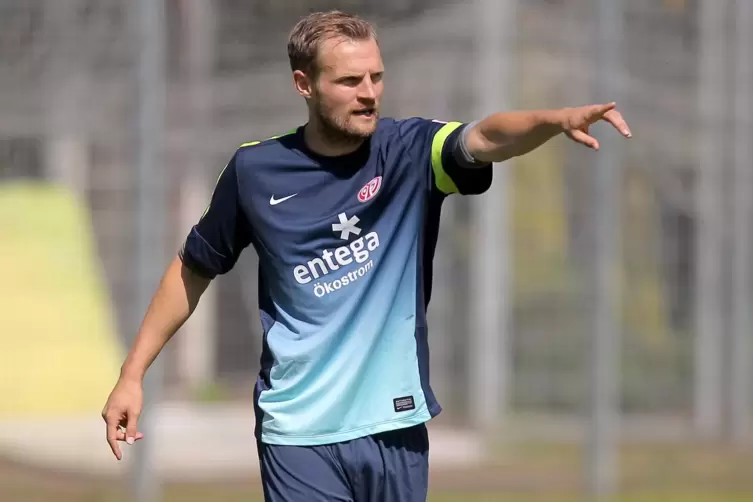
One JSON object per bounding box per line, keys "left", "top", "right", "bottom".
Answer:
{"left": 125, "top": 409, "right": 141, "bottom": 445}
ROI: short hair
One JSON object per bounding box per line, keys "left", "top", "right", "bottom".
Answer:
{"left": 287, "top": 10, "right": 377, "bottom": 76}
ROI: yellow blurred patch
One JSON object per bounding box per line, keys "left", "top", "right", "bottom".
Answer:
{"left": 0, "top": 182, "right": 122, "bottom": 418}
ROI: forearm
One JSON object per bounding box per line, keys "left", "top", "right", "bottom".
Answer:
{"left": 119, "top": 255, "right": 210, "bottom": 382}
{"left": 465, "top": 109, "right": 566, "bottom": 163}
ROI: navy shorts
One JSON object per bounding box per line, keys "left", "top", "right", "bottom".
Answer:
{"left": 257, "top": 424, "right": 430, "bottom": 502}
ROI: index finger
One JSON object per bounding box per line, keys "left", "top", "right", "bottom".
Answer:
{"left": 587, "top": 102, "right": 616, "bottom": 117}
{"left": 106, "top": 416, "right": 123, "bottom": 460}
{"left": 602, "top": 109, "right": 632, "bottom": 138}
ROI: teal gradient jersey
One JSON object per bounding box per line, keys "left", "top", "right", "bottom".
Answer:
{"left": 180, "top": 118, "right": 493, "bottom": 445}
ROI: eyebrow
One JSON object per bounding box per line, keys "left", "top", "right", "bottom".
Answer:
{"left": 335, "top": 70, "right": 383, "bottom": 79}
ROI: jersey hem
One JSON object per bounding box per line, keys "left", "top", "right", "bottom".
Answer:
{"left": 428, "top": 401, "right": 442, "bottom": 418}
{"left": 259, "top": 409, "right": 434, "bottom": 446}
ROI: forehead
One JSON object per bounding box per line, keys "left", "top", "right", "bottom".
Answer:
{"left": 316, "top": 36, "right": 383, "bottom": 76}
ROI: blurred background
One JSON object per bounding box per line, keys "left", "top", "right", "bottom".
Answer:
{"left": 1, "top": 0, "right": 752, "bottom": 501}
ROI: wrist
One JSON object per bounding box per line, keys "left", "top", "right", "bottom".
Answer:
{"left": 535, "top": 109, "right": 567, "bottom": 132}
{"left": 119, "top": 362, "right": 145, "bottom": 384}
{"left": 548, "top": 108, "right": 570, "bottom": 132}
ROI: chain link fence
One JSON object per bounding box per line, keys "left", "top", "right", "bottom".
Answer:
{"left": 0, "top": 0, "right": 743, "bottom": 422}
{"left": 1, "top": 0, "right": 752, "bottom": 497}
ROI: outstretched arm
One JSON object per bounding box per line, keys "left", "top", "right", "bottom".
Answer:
{"left": 463, "top": 102, "right": 632, "bottom": 164}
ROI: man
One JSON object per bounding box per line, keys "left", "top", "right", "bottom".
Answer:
{"left": 102, "top": 9, "right": 631, "bottom": 502}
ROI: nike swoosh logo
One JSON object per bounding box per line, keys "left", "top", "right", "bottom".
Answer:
{"left": 269, "top": 193, "right": 298, "bottom": 205}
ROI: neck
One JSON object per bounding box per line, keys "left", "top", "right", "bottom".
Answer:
{"left": 303, "top": 115, "right": 364, "bottom": 157}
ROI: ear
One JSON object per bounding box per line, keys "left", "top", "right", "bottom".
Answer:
{"left": 293, "top": 70, "right": 313, "bottom": 99}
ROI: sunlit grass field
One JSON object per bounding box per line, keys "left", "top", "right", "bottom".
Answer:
{"left": 2, "top": 440, "right": 752, "bottom": 502}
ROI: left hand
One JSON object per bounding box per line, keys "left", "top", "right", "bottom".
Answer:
{"left": 561, "top": 102, "right": 632, "bottom": 150}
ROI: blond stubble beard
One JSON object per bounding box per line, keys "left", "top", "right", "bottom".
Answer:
{"left": 313, "top": 98, "right": 378, "bottom": 148}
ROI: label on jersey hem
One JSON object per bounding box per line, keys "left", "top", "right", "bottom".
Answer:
{"left": 393, "top": 396, "right": 416, "bottom": 413}
{"left": 260, "top": 409, "right": 433, "bottom": 446}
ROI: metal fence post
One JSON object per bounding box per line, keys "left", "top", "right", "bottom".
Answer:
{"left": 132, "top": 0, "right": 167, "bottom": 500}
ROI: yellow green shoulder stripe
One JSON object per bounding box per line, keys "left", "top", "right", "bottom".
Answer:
{"left": 239, "top": 128, "right": 297, "bottom": 148}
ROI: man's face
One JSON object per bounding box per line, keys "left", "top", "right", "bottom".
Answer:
{"left": 300, "top": 36, "right": 384, "bottom": 143}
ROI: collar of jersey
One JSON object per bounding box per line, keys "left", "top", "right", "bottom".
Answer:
{"left": 293, "top": 125, "right": 373, "bottom": 169}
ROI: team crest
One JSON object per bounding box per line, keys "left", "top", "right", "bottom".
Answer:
{"left": 358, "top": 176, "right": 382, "bottom": 203}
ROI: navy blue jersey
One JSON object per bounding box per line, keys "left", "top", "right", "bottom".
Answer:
{"left": 180, "top": 117, "right": 492, "bottom": 445}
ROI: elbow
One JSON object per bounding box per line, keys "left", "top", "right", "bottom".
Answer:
{"left": 464, "top": 124, "right": 512, "bottom": 164}
{"left": 464, "top": 119, "right": 523, "bottom": 164}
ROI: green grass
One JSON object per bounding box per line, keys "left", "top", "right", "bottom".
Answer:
{"left": 3, "top": 439, "right": 753, "bottom": 502}
{"left": 2, "top": 483, "right": 752, "bottom": 502}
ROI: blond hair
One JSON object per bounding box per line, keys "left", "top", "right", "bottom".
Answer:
{"left": 287, "top": 10, "right": 377, "bottom": 76}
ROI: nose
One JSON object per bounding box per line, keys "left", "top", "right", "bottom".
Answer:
{"left": 358, "top": 80, "right": 377, "bottom": 102}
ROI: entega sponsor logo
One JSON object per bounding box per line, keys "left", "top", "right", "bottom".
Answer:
{"left": 293, "top": 232, "right": 380, "bottom": 297}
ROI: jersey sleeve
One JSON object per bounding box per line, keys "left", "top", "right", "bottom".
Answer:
{"left": 397, "top": 118, "right": 493, "bottom": 196}
{"left": 179, "top": 152, "right": 253, "bottom": 279}
{"left": 430, "top": 120, "right": 493, "bottom": 196}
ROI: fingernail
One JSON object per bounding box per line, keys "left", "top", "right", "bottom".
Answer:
{"left": 127, "top": 437, "right": 135, "bottom": 445}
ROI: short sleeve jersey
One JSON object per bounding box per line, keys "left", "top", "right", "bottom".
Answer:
{"left": 180, "top": 118, "right": 492, "bottom": 446}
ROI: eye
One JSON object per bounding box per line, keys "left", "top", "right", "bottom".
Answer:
{"left": 338, "top": 76, "right": 362, "bottom": 87}
{"left": 371, "top": 72, "right": 384, "bottom": 83}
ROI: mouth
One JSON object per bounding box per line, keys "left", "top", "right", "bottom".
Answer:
{"left": 352, "top": 108, "right": 377, "bottom": 119}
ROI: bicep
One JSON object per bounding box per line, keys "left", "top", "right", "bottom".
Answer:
{"left": 178, "top": 257, "right": 211, "bottom": 309}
